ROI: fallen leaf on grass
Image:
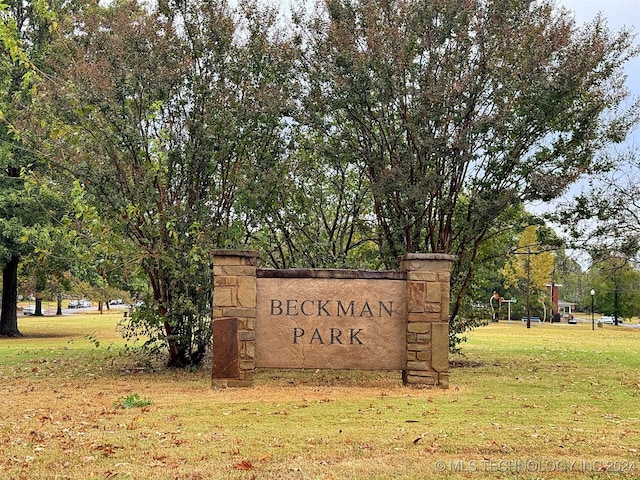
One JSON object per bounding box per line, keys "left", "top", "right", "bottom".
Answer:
{"left": 234, "top": 460, "right": 253, "bottom": 470}
{"left": 423, "top": 442, "right": 439, "bottom": 454}
{"left": 91, "top": 443, "right": 122, "bottom": 457}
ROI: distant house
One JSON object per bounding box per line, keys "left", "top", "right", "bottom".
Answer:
{"left": 558, "top": 300, "right": 576, "bottom": 318}
{"left": 546, "top": 284, "right": 576, "bottom": 319}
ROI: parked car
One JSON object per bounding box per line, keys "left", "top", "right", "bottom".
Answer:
{"left": 521, "top": 316, "right": 541, "bottom": 323}
{"left": 23, "top": 305, "right": 36, "bottom": 315}
{"left": 78, "top": 299, "right": 91, "bottom": 308}
{"left": 599, "top": 316, "right": 617, "bottom": 325}
{"left": 23, "top": 305, "right": 47, "bottom": 315}
{"left": 68, "top": 299, "right": 91, "bottom": 308}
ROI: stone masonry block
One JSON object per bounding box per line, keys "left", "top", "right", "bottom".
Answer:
{"left": 407, "top": 360, "right": 429, "bottom": 371}
{"left": 407, "top": 312, "right": 428, "bottom": 322}
{"left": 245, "top": 342, "right": 255, "bottom": 359}
{"left": 426, "top": 260, "right": 455, "bottom": 272}
{"left": 237, "top": 318, "right": 256, "bottom": 331}
{"left": 399, "top": 259, "right": 426, "bottom": 272}
{"left": 239, "top": 360, "right": 255, "bottom": 371}
{"left": 237, "top": 276, "right": 256, "bottom": 308}
{"left": 404, "top": 375, "right": 438, "bottom": 386}
{"left": 224, "top": 307, "right": 256, "bottom": 318}
{"left": 408, "top": 312, "right": 440, "bottom": 322}
{"left": 214, "top": 287, "right": 235, "bottom": 307}
{"left": 212, "top": 318, "right": 238, "bottom": 379}
{"left": 425, "top": 303, "right": 442, "bottom": 313}
{"left": 407, "top": 281, "right": 426, "bottom": 313}
{"left": 213, "top": 265, "right": 234, "bottom": 278}
{"left": 212, "top": 275, "right": 237, "bottom": 287}
{"left": 405, "top": 369, "right": 437, "bottom": 378}
{"left": 221, "top": 266, "right": 257, "bottom": 277}
{"left": 406, "top": 272, "right": 438, "bottom": 282}
{"left": 426, "top": 283, "right": 442, "bottom": 303}
{"left": 407, "top": 322, "right": 430, "bottom": 334}
{"left": 441, "top": 282, "right": 450, "bottom": 299}
{"left": 416, "top": 333, "right": 431, "bottom": 343}
{"left": 214, "top": 256, "right": 247, "bottom": 266}
{"left": 401, "top": 258, "right": 448, "bottom": 272}
{"left": 239, "top": 331, "right": 255, "bottom": 342}
{"left": 213, "top": 275, "right": 228, "bottom": 287}
{"left": 416, "top": 350, "right": 431, "bottom": 361}
{"left": 431, "top": 322, "right": 449, "bottom": 372}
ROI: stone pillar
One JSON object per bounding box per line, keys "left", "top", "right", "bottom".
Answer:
{"left": 400, "top": 253, "right": 455, "bottom": 388}
{"left": 211, "top": 249, "right": 260, "bottom": 388}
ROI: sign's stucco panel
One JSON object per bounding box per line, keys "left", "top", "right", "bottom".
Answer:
{"left": 255, "top": 278, "right": 406, "bottom": 370}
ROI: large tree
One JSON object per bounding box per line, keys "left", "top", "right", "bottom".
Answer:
{"left": 0, "top": 0, "right": 57, "bottom": 335}
{"left": 35, "top": 0, "right": 295, "bottom": 366}
{"left": 294, "top": 0, "right": 639, "bottom": 347}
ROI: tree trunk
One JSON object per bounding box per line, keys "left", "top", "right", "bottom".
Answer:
{"left": 35, "top": 297, "right": 44, "bottom": 316}
{"left": 0, "top": 255, "right": 22, "bottom": 337}
{"left": 56, "top": 295, "right": 62, "bottom": 315}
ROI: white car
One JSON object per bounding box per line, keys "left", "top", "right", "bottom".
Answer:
{"left": 23, "top": 305, "right": 44, "bottom": 315}
{"left": 599, "top": 316, "right": 617, "bottom": 325}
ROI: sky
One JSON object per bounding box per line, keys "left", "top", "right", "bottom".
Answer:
{"left": 556, "top": 2, "right": 639, "bottom": 160}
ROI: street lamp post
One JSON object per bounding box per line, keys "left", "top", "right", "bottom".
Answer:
{"left": 590, "top": 289, "right": 595, "bottom": 331}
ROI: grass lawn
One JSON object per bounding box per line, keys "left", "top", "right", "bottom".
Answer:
{"left": 1, "top": 311, "right": 639, "bottom": 479}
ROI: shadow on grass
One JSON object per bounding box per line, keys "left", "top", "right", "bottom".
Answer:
{"left": 9, "top": 331, "right": 82, "bottom": 339}
{"left": 450, "top": 359, "right": 495, "bottom": 368}
{"left": 255, "top": 368, "right": 404, "bottom": 388}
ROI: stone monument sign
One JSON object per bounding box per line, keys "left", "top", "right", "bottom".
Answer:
{"left": 212, "top": 250, "right": 454, "bottom": 388}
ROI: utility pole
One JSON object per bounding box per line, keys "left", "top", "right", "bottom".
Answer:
{"left": 526, "top": 246, "right": 531, "bottom": 329}
{"left": 614, "top": 285, "right": 619, "bottom": 326}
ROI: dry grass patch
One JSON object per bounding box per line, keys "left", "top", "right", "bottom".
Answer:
{"left": 1, "top": 312, "right": 639, "bottom": 479}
